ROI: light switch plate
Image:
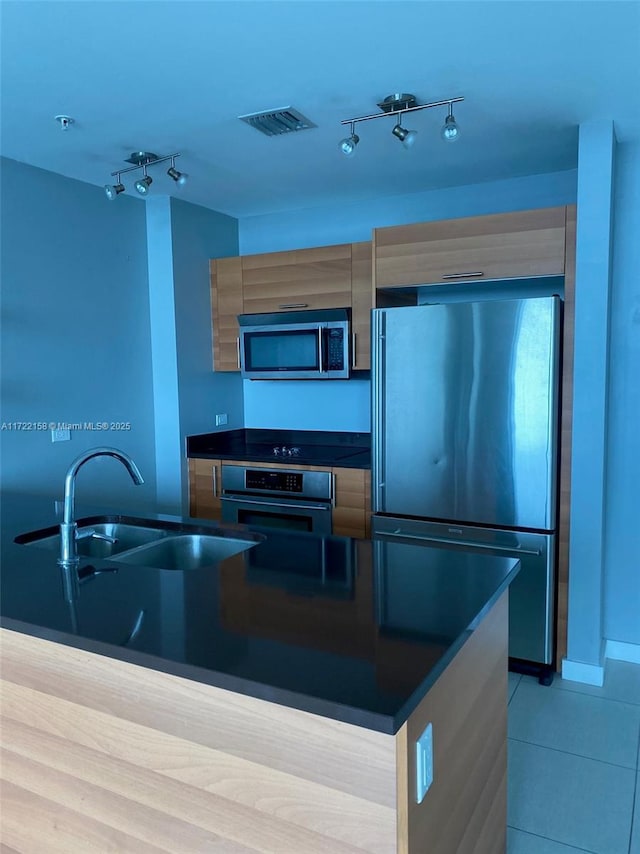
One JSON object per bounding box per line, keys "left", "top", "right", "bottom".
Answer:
{"left": 416, "top": 722, "right": 433, "bottom": 803}
{"left": 215, "top": 413, "right": 228, "bottom": 426}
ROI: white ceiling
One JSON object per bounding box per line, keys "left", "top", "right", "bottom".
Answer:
{"left": 1, "top": 1, "right": 638, "bottom": 218}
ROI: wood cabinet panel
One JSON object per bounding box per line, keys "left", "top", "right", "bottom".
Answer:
{"left": 188, "top": 458, "right": 221, "bottom": 520}
{"left": 1, "top": 628, "right": 397, "bottom": 853}
{"left": 333, "top": 467, "right": 368, "bottom": 538}
{"left": 242, "top": 244, "right": 352, "bottom": 314}
{"left": 210, "top": 257, "right": 242, "bottom": 372}
{"left": 396, "top": 592, "right": 508, "bottom": 854}
{"left": 375, "top": 207, "right": 567, "bottom": 288}
{"left": 351, "top": 241, "right": 373, "bottom": 370}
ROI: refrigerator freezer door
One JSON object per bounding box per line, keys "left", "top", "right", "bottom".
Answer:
{"left": 372, "top": 297, "right": 560, "bottom": 530}
{"left": 372, "top": 515, "right": 555, "bottom": 665}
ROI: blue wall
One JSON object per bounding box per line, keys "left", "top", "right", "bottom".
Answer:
{"left": 170, "top": 197, "right": 243, "bottom": 502}
{"left": 604, "top": 141, "right": 640, "bottom": 646}
{"left": 0, "top": 157, "right": 157, "bottom": 507}
{"left": 145, "top": 196, "right": 242, "bottom": 512}
{"left": 239, "top": 169, "right": 577, "bottom": 431}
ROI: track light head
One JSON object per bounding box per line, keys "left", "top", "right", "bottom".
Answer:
{"left": 441, "top": 111, "right": 460, "bottom": 142}
{"left": 134, "top": 173, "right": 153, "bottom": 196}
{"left": 167, "top": 165, "right": 188, "bottom": 186}
{"left": 104, "top": 182, "right": 125, "bottom": 201}
{"left": 392, "top": 123, "right": 417, "bottom": 148}
{"left": 339, "top": 122, "right": 359, "bottom": 157}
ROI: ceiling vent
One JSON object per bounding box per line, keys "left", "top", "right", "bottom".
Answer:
{"left": 238, "top": 107, "right": 316, "bottom": 137}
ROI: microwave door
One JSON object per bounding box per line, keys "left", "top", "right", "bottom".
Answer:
{"left": 241, "top": 321, "right": 323, "bottom": 380}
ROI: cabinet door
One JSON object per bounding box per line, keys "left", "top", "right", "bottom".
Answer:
{"left": 241, "top": 244, "right": 352, "bottom": 314}
{"left": 210, "top": 257, "right": 242, "bottom": 371}
{"left": 332, "top": 467, "right": 368, "bottom": 539}
{"left": 374, "top": 206, "right": 567, "bottom": 288}
{"left": 351, "top": 242, "right": 373, "bottom": 370}
{"left": 188, "top": 458, "right": 221, "bottom": 520}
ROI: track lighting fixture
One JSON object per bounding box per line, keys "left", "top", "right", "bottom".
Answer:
{"left": 338, "top": 122, "right": 360, "bottom": 157}
{"left": 167, "top": 156, "right": 188, "bottom": 186}
{"left": 339, "top": 92, "right": 463, "bottom": 155}
{"left": 134, "top": 167, "right": 153, "bottom": 196}
{"left": 440, "top": 103, "right": 460, "bottom": 142}
{"left": 104, "top": 151, "right": 186, "bottom": 201}
{"left": 104, "top": 174, "right": 125, "bottom": 200}
{"left": 391, "top": 122, "right": 418, "bottom": 148}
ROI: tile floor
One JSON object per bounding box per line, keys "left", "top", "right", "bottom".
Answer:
{"left": 507, "top": 660, "right": 640, "bottom": 854}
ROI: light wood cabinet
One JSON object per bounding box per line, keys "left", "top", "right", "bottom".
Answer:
{"left": 188, "top": 457, "right": 222, "bottom": 520}
{"left": 210, "top": 257, "right": 242, "bottom": 371}
{"left": 188, "top": 458, "right": 371, "bottom": 538}
{"left": 241, "top": 244, "right": 352, "bottom": 314}
{"left": 374, "top": 206, "right": 567, "bottom": 288}
{"left": 210, "top": 243, "right": 373, "bottom": 372}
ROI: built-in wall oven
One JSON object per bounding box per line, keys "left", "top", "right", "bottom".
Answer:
{"left": 219, "top": 465, "right": 334, "bottom": 535}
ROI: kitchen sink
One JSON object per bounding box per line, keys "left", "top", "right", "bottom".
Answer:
{"left": 16, "top": 516, "right": 262, "bottom": 570}
{"left": 20, "top": 522, "right": 170, "bottom": 558}
{"left": 110, "top": 534, "right": 257, "bottom": 570}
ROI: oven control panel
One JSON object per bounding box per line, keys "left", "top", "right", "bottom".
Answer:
{"left": 245, "top": 469, "right": 303, "bottom": 493}
{"left": 221, "top": 465, "right": 333, "bottom": 501}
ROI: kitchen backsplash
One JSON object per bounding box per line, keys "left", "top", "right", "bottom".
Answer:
{"left": 242, "top": 378, "right": 371, "bottom": 432}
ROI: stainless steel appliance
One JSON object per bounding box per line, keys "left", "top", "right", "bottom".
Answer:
{"left": 372, "top": 297, "right": 561, "bottom": 679}
{"left": 220, "top": 464, "right": 334, "bottom": 535}
{"left": 238, "top": 308, "right": 350, "bottom": 380}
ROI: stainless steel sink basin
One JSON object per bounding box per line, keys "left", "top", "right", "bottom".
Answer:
{"left": 110, "top": 534, "right": 257, "bottom": 570}
{"left": 21, "top": 522, "right": 170, "bottom": 558}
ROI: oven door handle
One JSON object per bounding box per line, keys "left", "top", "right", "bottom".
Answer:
{"left": 220, "top": 495, "right": 331, "bottom": 512}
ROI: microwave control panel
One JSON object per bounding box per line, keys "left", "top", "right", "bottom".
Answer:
{"left": 327, "top": 328, "right": 345, "bottom": 370}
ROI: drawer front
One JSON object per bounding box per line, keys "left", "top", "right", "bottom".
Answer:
{"left": 375, "top": 207, "right": 567, "bottom": 288}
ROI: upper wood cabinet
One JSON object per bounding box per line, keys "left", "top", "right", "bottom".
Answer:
{"left": 210, "top": 242, "right": 373, "bottom": 372}
{"left": 242, "top": 244, "right": 352, "bottom": 314}
{"left": 374, "top": 206, "right": 568, "bottom": 288}
{"left": 210, "top": 257, "right": 242, "bottom": 371}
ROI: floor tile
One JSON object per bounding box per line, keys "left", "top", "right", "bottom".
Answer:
{"left": 509, "top": 680, "right": 640, "bottom": 768}
{"left": 508, "top": 671, "right": 522, "bottom": 704}
{"left": 551, "top": 660, "right": 640, "bottom": 706}
{"left": 630, "top": 772, "right": 640, "bottom": 854}
{"left": 507, "top": 827, "right": 594, "bottom": 853}
{"left": 508, "top": 739, "right": 635, "bottom": 853}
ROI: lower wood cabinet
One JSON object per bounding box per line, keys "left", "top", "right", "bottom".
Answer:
{"left": 188, "top": 458, "right": 371, "bottom": 539}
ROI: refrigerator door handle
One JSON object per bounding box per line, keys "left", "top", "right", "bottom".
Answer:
{"left": 372, "top": 310, "right": 386, "bottom": 511}
{"left": 378, "top": 529, "right": 541, "bottom": 556}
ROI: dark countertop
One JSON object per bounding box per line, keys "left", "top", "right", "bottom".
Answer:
{"left": 0, "top": 492, "right": 519, "bottom": 734}
{"left": 186, "top": 428, "right": 371, "bottom": 469}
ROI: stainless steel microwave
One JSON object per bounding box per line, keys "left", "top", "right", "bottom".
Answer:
{"left": 237, "top": 308, "right": 350, "bottom": 380}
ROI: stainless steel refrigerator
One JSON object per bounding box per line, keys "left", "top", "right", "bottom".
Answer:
{"left": 371, "top": 296, "right": 561, "bottom": 675}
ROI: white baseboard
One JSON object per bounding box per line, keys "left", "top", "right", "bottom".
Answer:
{"left": 605, "top": 640, "right": 640, "bottom": 664}
{"left": 561, "top": 658, "right": 605, "bottom": 687}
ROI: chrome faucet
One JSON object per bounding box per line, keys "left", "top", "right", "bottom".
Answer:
{"left": 58, "top": 447, "right": 144, "bottom": 567}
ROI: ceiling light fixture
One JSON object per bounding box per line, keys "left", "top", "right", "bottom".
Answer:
{"left": 339, "top": 92, "right": 463, "bottom": 155}
{"left": 104, "top": 173, "right": 125, "bottom": 200}
{"left": 338, "top": 122, "right": 360, "bottom": 157}
{"left": 104, "top": 151, "right": 186, "bottom": 201}
{"left": 134, "top": 167, "right": 152, "bottom": 196}
{"left": 167, "top": 156, "right": 188, "bottom": 186}
{"left": 441, "top": 103, "right": 460, "bottom": 142}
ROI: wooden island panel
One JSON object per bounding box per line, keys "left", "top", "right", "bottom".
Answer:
{"left": 1, "top": 587, "right": 509, "bottom": 853}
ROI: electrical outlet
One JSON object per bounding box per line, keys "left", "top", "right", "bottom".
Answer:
{"left": 51, "top": 428, "right": 70, "bottom": 443}
{"left": 215, "top": 413, "right": 228, "bottom": 427}
{"left": 415, "top": 722, "right": 433, "bottom": 803}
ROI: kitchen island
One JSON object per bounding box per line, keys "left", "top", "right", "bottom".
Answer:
{"left": 1, "top": 493, "right": 519, "bottom": 853}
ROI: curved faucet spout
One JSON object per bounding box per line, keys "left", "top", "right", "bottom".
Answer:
{"left": 59, "top": 447, "right": 144, "bottom": 566}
